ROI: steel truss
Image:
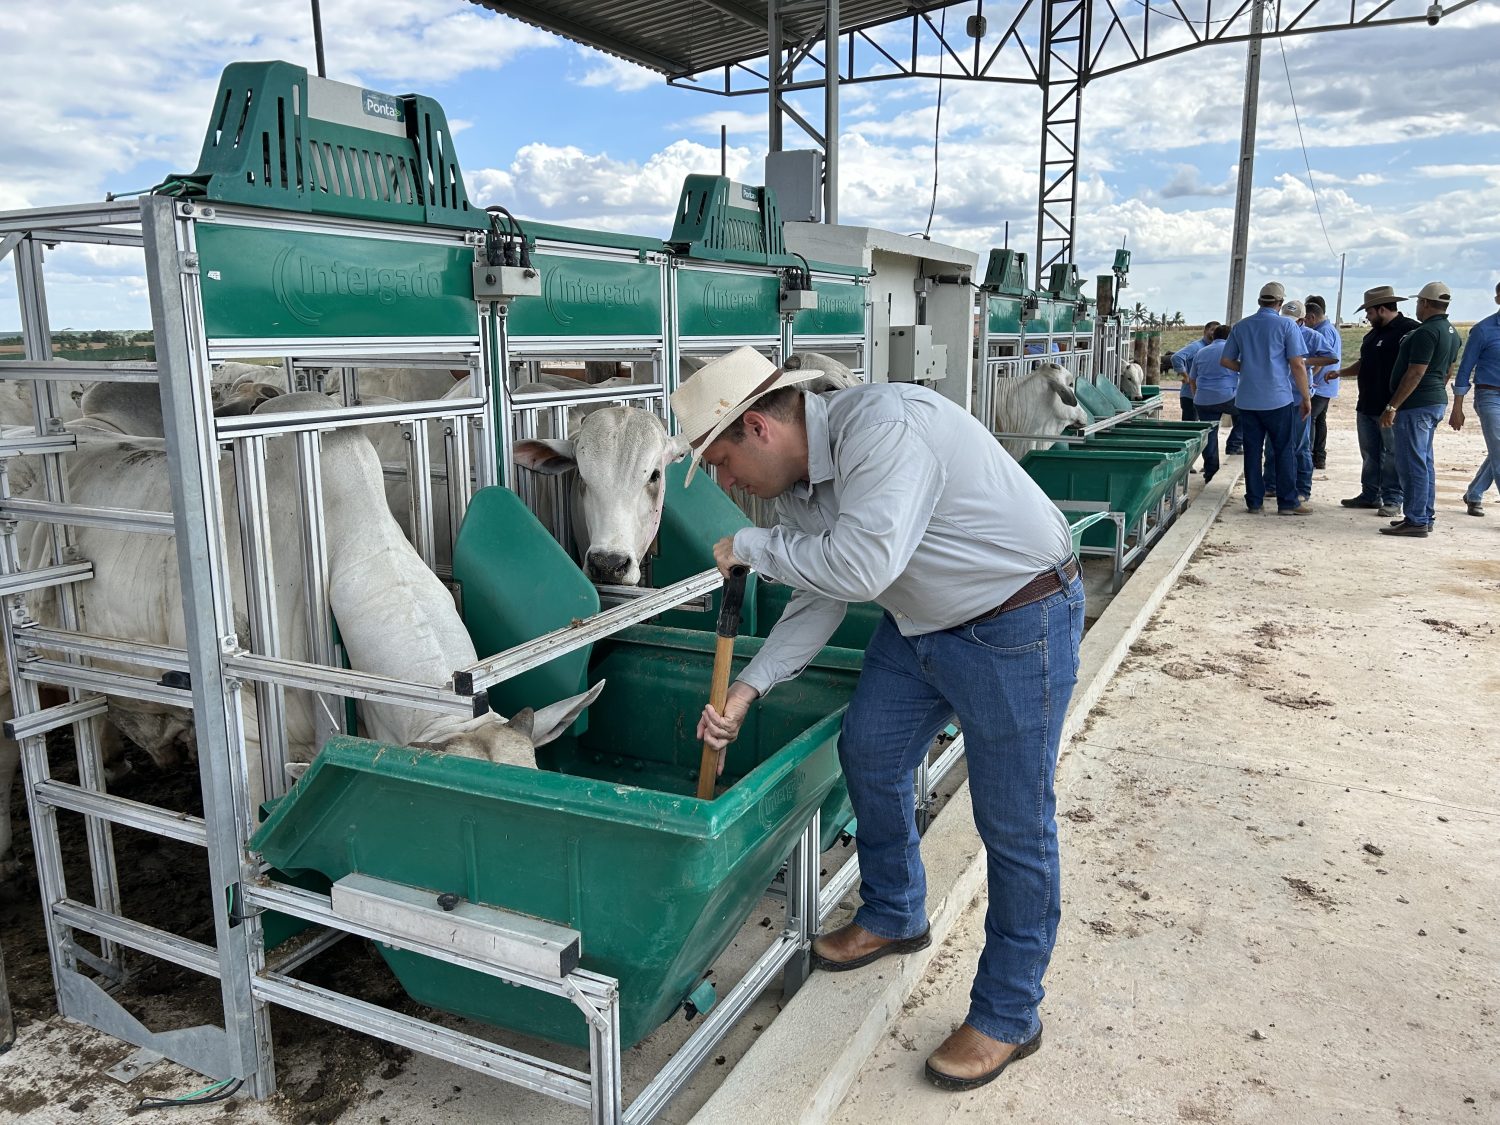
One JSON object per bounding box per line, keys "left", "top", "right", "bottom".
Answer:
{"left": 666, "top": 0, "right": 1484, "bottom": 284}
{"left": 0, "top": 195, "right": 826, "bottom": 1122}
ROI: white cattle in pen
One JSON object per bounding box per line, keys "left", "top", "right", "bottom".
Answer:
{"left": 1120, "top": 362, "right": 1144, "bottom": 399}
{"left": 781, "top": 351, "right": 863, "bottom": 391}
{"left": 514, "top": 406, "right": 688, "bottom": 586}
{"left": 992, "top": 361, "right": 1090, "bottom": 461}
{"left": 0, "top": 393, "right": 603, "bottom": 878}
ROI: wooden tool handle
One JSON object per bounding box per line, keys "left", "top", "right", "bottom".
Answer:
{"left": 696, "top": 635, "right": 736, "bottom": 800}
{"left": 696, "top": 566, "right": 750, "bottom": 801}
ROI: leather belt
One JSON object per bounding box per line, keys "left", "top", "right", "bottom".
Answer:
{"left": 962, "top": 557, "right": 1080, "bottom": 627}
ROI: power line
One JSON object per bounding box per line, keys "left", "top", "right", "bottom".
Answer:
{"left": 1275, "top": 35, "right": 1339, "bottom": 261}
{"left": 923, "top": 7, "right": 946, "bottom": 239}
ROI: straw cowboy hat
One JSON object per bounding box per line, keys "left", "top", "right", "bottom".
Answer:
{"left": 670, "top": 345, "right": 828, "bottom": 483}
{"left": 1355, "top": 285, "right": 1409, "bottom": 312}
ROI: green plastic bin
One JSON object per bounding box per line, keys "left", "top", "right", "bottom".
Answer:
{"left": 251, "top": 624, "right": 857, "bottom": 1050}
{"left": 1021, "top": 449, "right": 1174, "bottom": 550}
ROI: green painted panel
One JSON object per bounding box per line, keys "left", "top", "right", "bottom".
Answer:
{"left": 793, "top": 280, "right": 867, "bottom": 337}
{"left": 677, "top": 268, "right": 781, "bottom": 338}
{"left": 196, "top": 223, "right": 477, "bottom": 340}
{"left": 506, "top": 253, "right": 665, "bottom": 338}
{"left": 987, "top": 296, "right": 1023, "bottom": 335}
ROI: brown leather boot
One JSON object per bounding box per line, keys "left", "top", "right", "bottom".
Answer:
{"left": 809, "top": 921, "right": 931, "bottom": 972}
{"left": 925, "top": 1023, "right": 1042, "bottom": 1090}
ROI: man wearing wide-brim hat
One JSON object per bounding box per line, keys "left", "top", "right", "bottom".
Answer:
{"left": 1378, "top": 281, "right": 1462, "bottom": 537}
{"left": 671, "top": 345, "right": 1084, "bottom": 1090}
{"left": 1332, "top": 285, "right": 1417, "bottom": 516}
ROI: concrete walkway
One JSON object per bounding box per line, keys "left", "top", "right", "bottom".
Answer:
{"left": 830, "top": 402, "right": 1500, "bottom": 1124}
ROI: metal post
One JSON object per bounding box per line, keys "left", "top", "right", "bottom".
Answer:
{"left": 141, "top": 196, "right": 276, "bottom": 1096}
{"left": 1226, "top": 0, "right": 1266, "bottom": 323}
{"left": 1035, "top": 0, "right": 1089, "bottom": 286}
{"left": 767, "top": 0, "right": 784, "bottom": 153}
{"left": 823, "top": 0, "right": 840, "bottom": 224}
{"left": 781, "top": 810, "right": 820, "bottom": 1000}
{"left": 1335, "top": 252, "right": 1346, "bottom": 325}
{"left": 310, "top": 0, "right": 327, "bottom": 78}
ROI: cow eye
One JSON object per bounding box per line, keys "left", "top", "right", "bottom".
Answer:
{"left": 648, "top": 468, "right": 662, "bottom": 485}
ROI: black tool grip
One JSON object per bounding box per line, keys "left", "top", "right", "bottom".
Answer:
{"left": 716, "top": 565, "right": 750, "bottom": 639}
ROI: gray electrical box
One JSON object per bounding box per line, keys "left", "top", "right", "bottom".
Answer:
{"left": 888, "top": 325, "right": 947, "bottom": 382}
{"left": 765, "top": 150, "right": 824, "bottom": 223}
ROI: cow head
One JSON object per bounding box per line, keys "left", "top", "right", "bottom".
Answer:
{"left": 418, "top": 683, "right": 606, "bottom": 767}
{"left": 783, "top": 351, "right": 860, "bottom": 391}
{"left": 515, "top": 407, "right": 691, "bottom": 586}
{"left": 1035, "top": 363, "right": 1090, "bottom": 428}
{"left": 1120, "top": 363, "right": 1144, "bottom": 399}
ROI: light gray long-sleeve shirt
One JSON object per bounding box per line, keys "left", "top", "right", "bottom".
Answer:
{"left": 731, "top": 383, "right": 1073, "bottom": 695}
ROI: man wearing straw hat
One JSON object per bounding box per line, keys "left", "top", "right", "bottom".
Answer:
{"left": 1334, "top": 285, "right": 1417, "bottom": 517}
{"left": 672, "top": 346, "right": 1084, "bottom": 1090}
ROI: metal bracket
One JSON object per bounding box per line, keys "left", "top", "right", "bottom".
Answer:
{"left": 180, "top": 253, "right": 200, "bottom": 275}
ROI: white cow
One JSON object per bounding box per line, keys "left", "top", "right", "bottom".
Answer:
{"left": 0, "top": 393, "right": 602, "bottom": 877}
{"left": 1120, "top": 362, "right": 1144, "bottom": 399}
{"left": 781, "top": 351, "right": 862, "bottom": 391}
{"left": 514, "top": 408, "right": 688, "bottom": 586}
{"left": 993, "top": 362, "right": 1091, "bottom": 460}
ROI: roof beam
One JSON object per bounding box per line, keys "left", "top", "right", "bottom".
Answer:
{"left": 474, "top": 0, "right": 692, "bottom": 74}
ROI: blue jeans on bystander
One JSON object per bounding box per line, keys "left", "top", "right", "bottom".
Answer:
{"left": 1461, "top": 386, "right": 1500, "bottom": 505}
{"left": 1355, "top": 410, "right": 1403, "bottom": 508}
{"left": 1195, "top": 399, "right": 1238, "bottom": 482}
{"left": 1239, "top": 403, "right": 1302, "bottom": 511}
{"left": 1393, "top": 404, "right": 1445, "bottom": 527}
{"left": 841, "top": 568, "right": 1085, "bottom": 1044}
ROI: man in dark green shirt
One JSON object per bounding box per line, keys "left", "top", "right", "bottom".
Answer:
{"left": 1381, "top": 281, "right": 1462, "bottom": 536}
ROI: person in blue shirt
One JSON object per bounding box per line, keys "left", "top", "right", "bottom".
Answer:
{"left": 1170, "top": 321, "right": 1220, "bottom": 422}
{"left": 1271, "top": 300, "right": 1338, "bottom": 503}
{"left": 1187, "top": 324, "right": 1234, "bottom": 482}
{"left": 1221, "top": 282, "right": 1312, "bottom": 513}
{"left": 1450, "top": 279, "right": 1500, "bottom": 516}
{"left": 1303, "top": 296, "right": 1342, "bottom": 469}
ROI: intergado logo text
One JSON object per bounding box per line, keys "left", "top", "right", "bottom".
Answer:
{"left": 272, "top": 246, "right": 445, "bottom": 327}
{"left": 542, "top": 265, "right": 646, "bottom": 328}
{"left": 703, "top": 277, "right": 769, "bottom": 331}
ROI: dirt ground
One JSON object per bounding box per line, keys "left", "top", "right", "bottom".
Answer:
{"left": 832, "top": 395, "right": 1500, "bottom": 1123}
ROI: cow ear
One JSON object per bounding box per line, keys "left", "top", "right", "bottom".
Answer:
{"left": 504, "top": 708, "right": 535, "bottom": 743}
{"left": 514, "top": 438, "right": 577, "bottom": 476}
{"left": 1051, "top": 380, "right": 1079, "bottom": 408}
{"left": 666, "top": 435, "right": 692, "bottom": 463}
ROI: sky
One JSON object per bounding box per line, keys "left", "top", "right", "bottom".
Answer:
{"left": 1, "top": 0, "right": 1497, "bottom": 333}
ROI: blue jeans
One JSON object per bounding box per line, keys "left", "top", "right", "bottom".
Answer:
{"left": 1393, "top": 404, "right": 1445, "bottom": 526}
{"left": 1462, "top": 387, "right": 1500, "bottom": 504}
{"left": 1225, "top": 413, "right": 1244, "bottom": 454}
{"left": 1267, "top": 413, "right": 1314, "bottom": 499}
{"left": 1195, "top": 399, "right": 1238, "bottom": 481}
{"left": 1355, "top": 410, "right": 1402, "bottom": 507}
{"left": 840, "top": 569, "right": 1085, "bottom": 1043}
{"left": 1240, "top": 403, "right": 1302, "bottom": 510}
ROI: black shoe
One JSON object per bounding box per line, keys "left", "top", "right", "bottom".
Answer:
{"left": 1380, "top": 522, "right": 1429, "bottom": 537}
{"left": 1467, "top": 500, "right": 1485, "bottom": 517}
{"left": 1342, "top": 497, "right": 1380, "bottom": 509}
{"left": 1313, "top": 461, "right": 1327, "bottom": 470}
{"left": 1226, "top": 446, "right": 1243, "bottom": 455}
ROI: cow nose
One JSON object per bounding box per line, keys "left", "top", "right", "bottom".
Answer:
{"left": 585, "top": 549, "right": 633, "bottom": 584}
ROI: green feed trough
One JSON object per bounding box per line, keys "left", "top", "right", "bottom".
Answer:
{"left": 1021, "top": 449, "right": 1174, "bottom": 551}
{"left": 1080, "top": 435, "right": 1193, "bottom": 474}
{"left": 251, "top": 623, "right": 856, "bottom": 1051}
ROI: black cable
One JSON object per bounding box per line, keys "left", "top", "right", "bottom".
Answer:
{"left": 923, "top": 7, "right": 947, "bottom": 239}
{"left": 484, "top": 205, "right": 532, "bottom": 268}
{"left": 136, "top": 1077, "right": 244, "bottom": 1111}
{"left": 1276, "top": 36, "right": 1340, "bottom": 261}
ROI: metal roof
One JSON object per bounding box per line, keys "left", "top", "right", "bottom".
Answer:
{"left": 467, "top": 1, "right": 950, "bottom": 79}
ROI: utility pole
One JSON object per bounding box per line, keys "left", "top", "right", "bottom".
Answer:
{"left": 310, "top": 0, "right": 327, "bottom": 77}
{"left": 1335, "top": 252, "right": 1346, "bottom": 325}
{"left": 1225, "top": 0, "right": 1266, "bottom": 324}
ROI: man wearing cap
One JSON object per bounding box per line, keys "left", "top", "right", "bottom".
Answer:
{"left": 673, "top": 345, "right": 1084, "bottom": 1091}
{"left": 1380, "top": 282, "right": 1462, "bottom": 537}
{"left": 1220, "top": 282, "right": 1312, "bottom": 513}
{"left": 1334, "top": 286, "right": 1415, "bottom": 518}
{"left": 1450, "top": 280, "right": 1500, "bottom": 517}
{"left": 1170, "top": 321, "right": 1221, "bottom": 421}
{"left": 1303, "top": 296, "right": 1342, "bottom": 469}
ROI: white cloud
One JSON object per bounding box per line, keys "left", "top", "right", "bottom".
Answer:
{"left": 573, "top": 52, "right": 659, "bottom": 93}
